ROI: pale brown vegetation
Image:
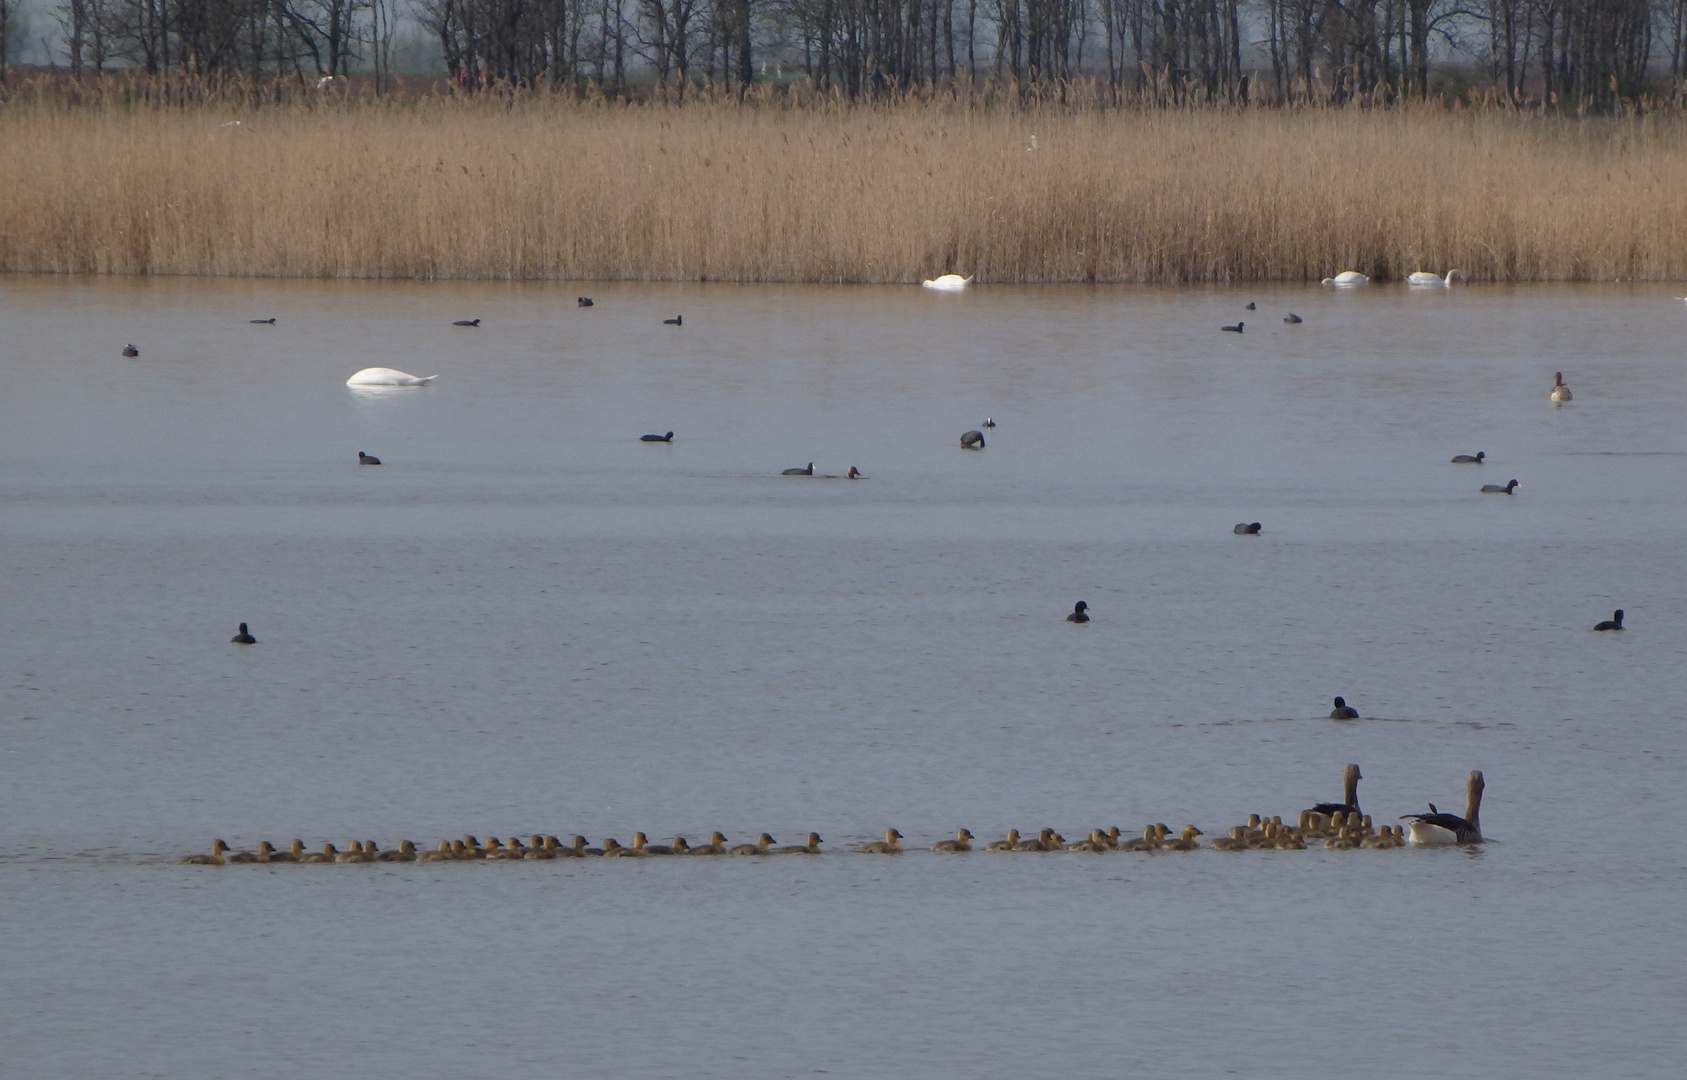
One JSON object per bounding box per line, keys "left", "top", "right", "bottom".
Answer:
{"left": 1, "top": 96, "right": 1681, "bottom": 283}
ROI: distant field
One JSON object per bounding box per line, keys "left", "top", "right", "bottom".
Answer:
{"left": 2, "top": 96, "right": 1682, "bottom": 282}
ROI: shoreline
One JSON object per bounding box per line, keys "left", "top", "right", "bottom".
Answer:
{"left": 3, "top": 100, "right": 1681, "bottom": 283}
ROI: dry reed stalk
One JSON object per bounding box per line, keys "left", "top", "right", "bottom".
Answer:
{"left": 0, "top": 98, "right": 1681, "bottom": 282}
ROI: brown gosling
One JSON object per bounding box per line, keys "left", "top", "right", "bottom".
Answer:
{"left": 602, "top": 838, "right": 645, "bottom": 857}
{"left": 931, "top": 829, "right": 974, "bottom": 852}
{"left": 571, "top": 835, "right": 605, "bottom": 856}
{"left": 1102, "top": 826, "right": 1122, "bottom": 849}
{"left": 226, "top": 843, "right": 263, "bottom": 863}
{"left": 639, "top": 832, "right": 678, "bottom": 855}
{"left": 299, "top": 843, "right": 338, "bottom": 864}
{"left": 179, "top": 839, "right": 230, "bottom": 865}
{"left": 730, "top": 833, "right": 778, "bottom": 855}
{"left": 278, "top": 839, "right": 305, "bottom": 862}
{"left": 859, "top": 828, "right": 903, "bottom": 854}
{"left": 1120, "top": 826, "right": 1159, "bottom": 852}
{"left": 1016, "top": 827, "right": 1060, "bottom": 851}
{"left": 253, "top": 841, "right": 284, "bottom": 863}
{"left": 668, "top": 836, "right": 691, "bottom": 854}
{"left": 1066, "top": 829, "right": 1109, "bottom": 852}
{"left": 336, "top": 841, "right": 374, "bottom": 863}
{"left": 419, "top": 841, "right": 454, "bottom": 862}
{"left": 985, "top": 829, "right": 1022, "bottom": 851}
{"left": 1209, "top": 827, "right": 1249, "bottom": 851}
{"left": 688, "top": 832, "right": 728, "bottom": 855}
{"left": 1162, "top": 826, "right": 1202, "bottom": 852}
{"left": 778, "top": 833, "right": 825, "bottom": 854}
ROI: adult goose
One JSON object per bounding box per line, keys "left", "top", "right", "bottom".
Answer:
{"left": 1550, "top": 372, "right": 1572, "bottom": 403}
{"left": 1306, "top": 763, "right": 1363, "bottom": 818}
{"left": 451, "top": 319, "right": 481, "bottom": 327}
{"left": 1402, "top": 771, "right": 1485, "bottom": 845}
{"left": 1221, "top": 321, "right": 1244, "bottom": 333}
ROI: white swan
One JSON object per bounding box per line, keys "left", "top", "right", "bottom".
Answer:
{"left": 922, "top": 274, "right": 973, "bottom": 291}
{"left": 346, "top": 367, "right": 437, "bottom": 387}
{"left": 1408, "top": 269, "right": 1465, "bottom": 287}
{"left": 1321, "top": 271, "right": 1369, "bottom": 286}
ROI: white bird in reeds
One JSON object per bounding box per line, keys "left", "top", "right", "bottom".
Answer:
{"left": 345, "top": 367, "right": 437, "bottom": 387}
{"left": 1408, "top": 269, "right": 1465, "bottom": 287}
{"left": 922, "top": 274, "right": 973, "bottom": 291}
{"left": 1024, "top": 135, "right": 1038, "bottom": 153}
{"left": 1321, "top": 271, "right": 1369, "bottom": 286}
{"left": 317, "top": 76, "right": 336, "bottom": 91}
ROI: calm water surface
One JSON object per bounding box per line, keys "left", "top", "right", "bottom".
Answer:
{"left": 2, "top": 276, "right": 1685, "bottom": 1078}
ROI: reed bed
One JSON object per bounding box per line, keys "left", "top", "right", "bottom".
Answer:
{"left": 2, "top": 96, "right": 1682, "bottom": 282}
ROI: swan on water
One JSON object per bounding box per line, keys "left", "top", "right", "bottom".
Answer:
{"left": 1550, "top": 372, "right": 1572, "bottom": 403}
{"left": 1402, "top": 770, "right": 1484, "bottom": 844}
{"left": 346, "top": 368, "right": 437, "bottom": 387}
{"left": 1321, "top": 271, "right": 1369, "bottom": 286}
{"left": 1408, "top": 270, "right": 1465, "bottom": 287}
{"left": 922, "top": 274, "right": 973, "bottom": 291}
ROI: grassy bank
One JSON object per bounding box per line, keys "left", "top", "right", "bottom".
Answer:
{"left": 1, "top": 97, "right": 1682, "bottom": 283}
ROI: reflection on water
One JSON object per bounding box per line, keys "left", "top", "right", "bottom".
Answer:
{"left": 2, "top": 276, "right": 1685, "bottom": 1079}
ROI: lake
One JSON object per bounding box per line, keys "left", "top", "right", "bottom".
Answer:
{"left": 2, "top": 275, "right": 1684, "bottom": 1078}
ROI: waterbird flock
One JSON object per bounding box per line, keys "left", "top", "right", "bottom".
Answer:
{"left": 124, "top": 291, "right": 1622, "bottom": 868}
{"left": 177, "top": 764, "right": 1480, "bottom": 865}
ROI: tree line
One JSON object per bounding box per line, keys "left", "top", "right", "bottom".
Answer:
{"left": 8, "top": 1, "right": 1687, "bottom": 110}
